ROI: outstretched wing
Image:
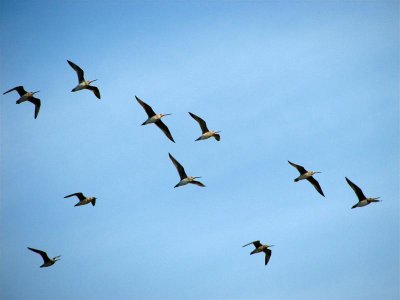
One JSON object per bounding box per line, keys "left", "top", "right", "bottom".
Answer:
{"left": 264, "top": 248, "right": 272, "bottom": 266}
{"left": 135, "top": 96, "right": 156, "bottom": 117}
{"left": 3, "top": 86, "right": 27, "bottom": 96}
{"left": 307, "top": 176, "right": 325, "bottom": 197}
{"left": 64, "top": 192, "right": 86, "bottom": 201}
{"left": 189, "top": 112, "right": 209, "bottom": 133}
{"left": 86, "top": 86, "right": 101, "bottom": 99}
{"left": 155, "top": 120, "right": 175, "bottom": 143}
{"left": 345, "top": 177, "right": 366, "bottom": 201}
{"left": 67, "top": 60, "right": 85, "bottom": 83}
{"left": 168, "top": 153, "right": 187, "bottom": 180}
{"left": 288, "top": 161, "right": 307, "bottom": 174}
{"left": 191, "top": 180, "right": 205, "bottom": 187}
{"left": 27, "top": 247, "right": 50, "bottom": 262}
{"left": 28, "top": 97, "right": 41, "bottom": 119}
{"left": 242, "top": 240, "right": 262, "bottom": 248}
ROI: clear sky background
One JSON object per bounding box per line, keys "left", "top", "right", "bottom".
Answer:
{"left": 1, "top": 1, "right": 398, "bottom": 299}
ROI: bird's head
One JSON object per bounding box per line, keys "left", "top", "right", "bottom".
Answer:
{"left": 368, "top": 197, "right": 381, "bottom": 202}
{"left": 53, "top": 255, "right": 61, "bottom": 262}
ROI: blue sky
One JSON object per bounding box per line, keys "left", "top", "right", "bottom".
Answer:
{"left": 0, "top": 1, "right": 398, "bottom": 299}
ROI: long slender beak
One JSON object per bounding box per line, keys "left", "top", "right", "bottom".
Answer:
{"left": 194, "top": 176, "right": 202, "bottom": 179}
{"left": 315, "top": 172, "right": 322, "bottom": 174}
{"left": 163, "top": 113, "right": 172, "bottom": 116}
{"left": 215, "top": 131, "right": 221, "bottom": 133}
{"left": 90, "top": 79, "right": 98, "bottom": 84}
{"left": 268, "top": 245, "right": 275, "bottom": 247}
{"left": 33, "top": 91, "right": 40, "bottom": 94}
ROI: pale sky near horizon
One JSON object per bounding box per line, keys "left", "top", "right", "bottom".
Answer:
{"left": 1, "top": 1, "right": 399, "bottom": 299}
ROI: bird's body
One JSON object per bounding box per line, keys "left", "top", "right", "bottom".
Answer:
{"left": 196, "top": 131, "right": 220, "bottom": 141}
{"left": 168, "top": 153, "right": 205, "bottom": 188}
{"left": 294, "top": 171, "right": 317, "bottom": 182}
{"left": 288, "top": 161, "right": 325, "bottom": 197}
{"left": 67, "top": 60, "right": 100, "bottom": 99}
{"left": 345, "top": 177, "right": 380, "bottom": 209}
{"left": 242, "top": 240, "right": 273, "bottom": 266}
{"left": 72, "top": 81, "right": 95, "bottom": 92}
{"left": 174, "top": 176, "right": 204, "bottom": 187}
{"left": 142, "top": 113, "right": 164, "bottom": 125}
{"left": 64, "top": 192, "right": 96, "bottom": 207}
{"left": 3, "top": 86, "right": 41, "bottom": 118}
{"left": 188, "top": 112, "right": 220, "bottom": 141}
{"left": 136, "top": 96, "right": 175, "bottom": 142}
{"left": 27, "top": 247, "right": 60, "bottom": 268}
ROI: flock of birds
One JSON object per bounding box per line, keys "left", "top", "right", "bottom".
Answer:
{"left": 4, "top": 60, "right": 381, "bottom": 268}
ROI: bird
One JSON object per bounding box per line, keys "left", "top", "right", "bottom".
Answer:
{"left": 345, "top": 177, "right": 381, "bottom": 209}
{"left": 67, "top": 60, "right": 100, "bottom": 99}
{"left": 242, "top": 240, "right": 273, "bottom": 266}
{"left": 135, "top": 96, "right": 175, "bottom": 143}
{"left": 3, "top": 86, "right": 41, "bottom": 119}
{"left": 288, "top": 161, "right": 325, "bottom": 197}
{"left": 168, "top": 153, "right": 205, "bottom": 188}
{"left": 188, "top": 112, "right": 221, "bottom": 141}
{"left": 27, "top": 247, "right": 60, "bottom": 268}
{"left": 64, "top": 192, "right": 97, "bottom": 207}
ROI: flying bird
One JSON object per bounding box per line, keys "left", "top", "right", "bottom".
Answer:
{"left": 27, "top": 247, "right": 60, "bottom": 268}
{"left": 67, "top": 60, "right": 100, "bottom": 99}
{"left": 242, "top": 240, "right": 273, "bottom": 266}
{"left": 168, "top": 153, "right": 205, "bottom": 188}
{"left": 188, "top": 112, "right": 221, "bottom": 141}
{"left": 136, "top": 96, "right": 175, "bottom": 143}
{"left": 288, "top": 161, "right": 325, "bottom": 197}
{"left": 3, "top": 86, "right": 41, "bottom": 119}
{"left": 345, "top": 177, "right": 381, "bottom": 209}
{"left": 64, "top": 192, "right": 97, "bottom": 207}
